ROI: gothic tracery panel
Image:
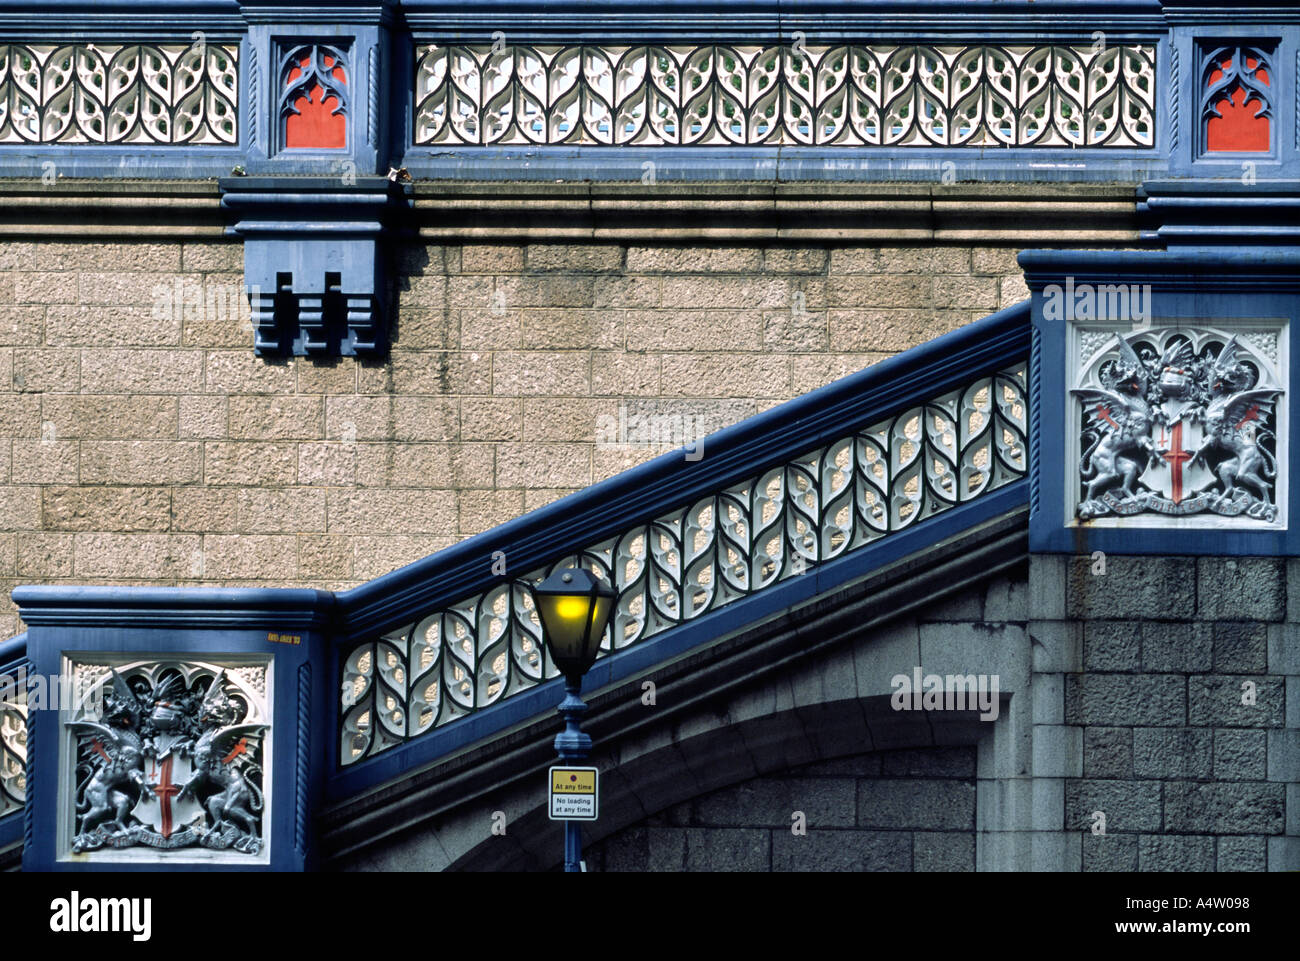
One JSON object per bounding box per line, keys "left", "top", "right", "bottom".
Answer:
{"left": 280, "top": 42, "right": 349, "bottom": 149}
{"left": 1201, "top": 44, "right": 1273, "bottom": 153}
{"left": 413, "top": 43, "right": 1155, "bottom": 148}
{"left": 0, "top": 42, "right": 238, "bottom": 144}
{"left": 0, "top": 681, "right": 25, "bottom": 820}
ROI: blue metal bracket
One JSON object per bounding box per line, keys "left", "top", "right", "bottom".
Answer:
{"left": 220, "top": 175, "right": 413, "bottom": 357}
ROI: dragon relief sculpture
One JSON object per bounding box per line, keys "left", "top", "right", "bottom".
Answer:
{"left": 68, "top": 666, "right": 267, "bottom": 855}
{"left": 1073, "top": 329, "right": 1283, "bottom": 521}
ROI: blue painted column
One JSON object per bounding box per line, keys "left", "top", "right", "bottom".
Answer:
{"left": 13, "top": 586, "right": 335, "bottom": 872}
{"left": 553, "top": 679, "right": 592, "bottom": 873}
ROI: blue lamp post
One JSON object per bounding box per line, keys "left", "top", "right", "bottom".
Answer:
{"left": 532, "top": 567, "right": 617, "bottom": 873}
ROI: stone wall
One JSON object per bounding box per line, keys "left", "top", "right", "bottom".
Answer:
{"left": 584, "top": 746, "right": 976, "bottom": 872}
{"left": 0, "top": 236, "right": 1032, "bottom": 637}
{"left": 1030, "top": 554, "right": 1296, "bottom": 872}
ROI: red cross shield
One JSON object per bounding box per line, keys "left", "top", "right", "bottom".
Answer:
{"left": 132, "top": 740, "right": 202, "bottom": 839}
{"left": 1141, "top": 414, "right": 1212, "bottom": 504}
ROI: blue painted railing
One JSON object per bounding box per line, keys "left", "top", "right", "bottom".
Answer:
{"left": 2, "top": 1, "right": 1295, "bottom": 181}
{"left": 325, "top": 301, "right": 1032, "bottom": 798}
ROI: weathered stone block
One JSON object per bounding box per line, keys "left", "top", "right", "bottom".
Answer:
{"left": 591, "top": 275, "right": 661, "bottom": 309}
{"left": 493, "top": 351, "right": 590, "bottom": 396}
{"left": 682, "top": 828, "right": 770, "bottom": 871}
{"left": 11, "top": 440, "right": 77, "bottom": 484}
{"left": 352, "top": 535, "right": 458, "bottom": 580}
{"left": 830, "top": 308, "right": 967, "bottom": 353}
{"left": 1217, "top": 835, "right": 1267, "bottom": 871}
{"left": 297, "top": 534, "right": 353, "bottom": 579}
{"left": 81, "top": 441, "right": 201, "bottom": 485}
{"left": 45, "top": 306, "right": 182, "bottom": 348}
{"left": 1065, "top": 778, "right": 1162, "bottom": 832}
{"left": 179, "top": 395, "right": 227, "bottom": 439}
{"left": 298, "top": 442, "right": 357, "bottom": 485}
{"left": 228, "top": 396, "right": 324, "bottom": 440}
{"left": 877, "top": 247, "right": 971, "bottom": 275}
{"left": 627, "top": 246, "right": 761, "bottom": 274}
{"left": 204, "top": 442, "right": 297, "bottom": 486}
{"left": 1213, "top": 622, "right": 1269, "bottom": 673}
{"left": 1138, "top": 834, "right": 1215, "bottom": 871}
{"left": 857, "top": 779, "right": 975, "bottom": 830}
{"left": 328, "top": 489, "right": 458, "bottom": 535}
{"left": 1067, "top": 555, "right": 1197, "bottom": 620}
{"left": 1084, "top": 621, "right": 1142, "bottom": 671}
{"left": 42, "top": 487, "right": 170, "bottom": 532}
{"left": 1065, "top": 674, "right": 1186, "bottom": 727}
{"left": 1143, "top": 621, "right": 1212, "bottom": 672}
{"left": 1083, "top": 726, "right": 1133, "bottom": 779}
{"left": 81, "top": 348, "right": 203, "bottom": 394}
{"left": 1197, "top": 557, "right": 1285, "bottom": 621}
{"left": 772, "top": 829, "right": 913, "bottom": 871}
{"left": 1188, "top": 675, "right": 1284, "bottom": 728}
{"left": 1163, "top": 781, "right": 1284, "bottom": 834}
{"left": 295, "top": 357, "right": 359, "bottom": 393}
{"left": 521, "top": 309, "right": 622, "bottom": 351}
{"left": 827, "top": 275, "right": 930, "bottom": 309}
{"left": 459, "top": 489, "right": 525, "bottom": 535}
{"left": 763, "top": 247, "right": 828, "bottom": 274}
{"left": 762, "top": 309, "right": 829, "bottom": 352}
{"left": 0, "top": 305, "right": 45, "bottom": 347}
{"left": 16, "top": 532, "right": 74, "bottom": 576}
{"left": 180, "top": 242, "right": 242, "bottom": 272}
{"left": 458, "top": 309, "right": 521, "bottom": 351}
{"left": 356, "top": 443, "right": 494, "bottom": 490}
{"left": 458, "top": 244, "right": 524, "bottom": 273}
{"left": 236, "top": 488, "right": 327, "bottom": 534}
{"left": 1027, "top": 554, "right": 1066, "bottom": 620}
{"left": 880, "top": 746, "right": 975, "bottom": 778}
{"left": 526, "top": 244, "right": 623, "bottom": 272}
{"left": 933, "top": 275, "right": 998, "bottom": 310}
{"left": 913, "top": 831, "right": 974, "bottom": 871}
{"left": 204, "top": 350, "right": 295, "bottom": 395}
{"left": 74, "top": 532, "right": 201, "bottom": 579}
{"left": 693, "top": 778, "right": 855, "bottom": 829}
{"left": 984, "top": 576, "right": 1028, "bottom": 622}
{"left": 791, "top": 353, "right": 888, "bottom": 394}
{"left": 495, "top": 442, "right": 589, "bottom": 488}
{"left": 201, "top": 534, "right": 297, "bottom": 579}
{"left": 44, "top": 395, "right": 177, "bottom": 440}
{"left": 1267, "top": 623, "right": 1300, "bottom": 674}
{"left": 1132, "top": 727, "right": 1213, "bottom": 779}
{"left": 1214, "top": 728, "right": 1267, "bottom": 781}
{"left": 462, "top": 398, "right": 522, "bottom": 442}
{"left": 1082, "top": 833, "right": 1138, "bottom": 872}
{"left": 170, "top": 489, "right": 238, "bottom": 532}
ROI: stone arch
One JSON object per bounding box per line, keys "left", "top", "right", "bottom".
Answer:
{"left": 450, "top": 696, "right": 990, "bottom": 871}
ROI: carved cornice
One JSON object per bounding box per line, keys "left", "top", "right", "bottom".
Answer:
{"left": 410, "top": 181, "right": 1141, "bottom": 243}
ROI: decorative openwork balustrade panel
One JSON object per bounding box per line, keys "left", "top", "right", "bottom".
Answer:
{"left": 0, "top": 42, "right": 238, "bottom": 144}
{"left": 414, "top": 43, "right": 1155, "bottom": 147}
{"left": 340, "top": 363, "right": 1028, "bottom": 765}
{"left": 0, "top": 677, "right": 25, "bottom": 819}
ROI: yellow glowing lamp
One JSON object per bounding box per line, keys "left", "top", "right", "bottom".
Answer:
{"left": 532, "top": 568, "right": 617, "bottom": 681}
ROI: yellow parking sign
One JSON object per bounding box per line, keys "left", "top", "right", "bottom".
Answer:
{"left": 549, "top": 766, "right": 598, "bottom": 821}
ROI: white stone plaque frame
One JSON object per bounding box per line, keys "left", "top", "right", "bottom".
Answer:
{"left": 56, "top": 654, "right": 274, "bottom": 866}
{"left": 1065, "top": 317, "right": 1289, "bottom": 531}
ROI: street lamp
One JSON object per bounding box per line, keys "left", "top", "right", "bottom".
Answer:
{"left": 532, "top": 567, "right": 617, "bottom": 873}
